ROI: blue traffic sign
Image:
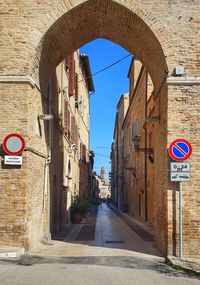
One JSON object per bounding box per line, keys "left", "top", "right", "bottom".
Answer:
{"left": 168, "top": 139, "right": 192, "bottom": 161}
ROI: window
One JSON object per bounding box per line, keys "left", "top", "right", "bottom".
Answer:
{"left": 132, "top": 117, "right": 141, "bottom": 140}
{"left": 68, "top": 53, "right": 75, "bottom": 97}
{"left": 75, "top": 73, "right": 79, "bottom": 101}
{"left": 71, "top": 116, "right": 76, "bottom": 143}
{"left": 75, "top": 124, "right": 79, "bottom": 147}
{"left": 64, "top": 100, "right": 71, "bottom": 141}
{"left": 80, "top": 144, "right": 86, "bottom": 163}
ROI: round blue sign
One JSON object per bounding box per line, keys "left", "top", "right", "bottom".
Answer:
{"left": 169, "top": 139, "right": 192, "bottom": 161}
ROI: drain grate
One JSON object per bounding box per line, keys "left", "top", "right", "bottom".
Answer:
{"left": 105, "top": 240, "right": 125, "bottom": 244}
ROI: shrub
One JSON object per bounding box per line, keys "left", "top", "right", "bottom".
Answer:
{"left": 70, "top": 196, "right": 91, "bottom": 216}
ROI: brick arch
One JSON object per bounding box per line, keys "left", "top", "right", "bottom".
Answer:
{"left": 32, "top": 0, "right": 169, "bottom": 95}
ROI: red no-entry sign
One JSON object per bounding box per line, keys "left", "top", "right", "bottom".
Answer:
{"left": 3, "top": 134, "right": 25, "bottom": 155}
{"left": 168, "top": 139, "right": 192, "bottom": 162}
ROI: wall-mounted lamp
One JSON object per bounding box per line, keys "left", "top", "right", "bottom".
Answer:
{"left": 145, "top": 116, "right": 160, "bottom": 123}
{"left": 148, "top": 154, "right": 154, "bottom": 164}
{"left": 132, "top": 136, "right": 140, "bottom": 151}
{"left": 38, "top": 114, "right": 54, "bottom": 120}
{"left": 172, "top": 66, "right": 185, "bottom": 77}
{"left": 75, "top": 100, "right": 82, "bottom": 109}
{"left": 68, "top": 143, "right": 76, "bottom": 153}
{"left": 133, "top": 135, "right": 153, "bottom": 154}
{"left": 126, "top": 167, "right": 136, "bottom": 177}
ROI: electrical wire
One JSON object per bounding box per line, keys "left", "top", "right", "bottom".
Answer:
{"left": 93, "top": 146, "right": 111, "bottom": 149}
{"left": 64, "top": 53, "right": 132, "bottom": 91}
{"left": 84, "top": 53, "right": 131, "bottom": 81}
{"left": 94, "top": 152, "right": 110, "bottom": 158}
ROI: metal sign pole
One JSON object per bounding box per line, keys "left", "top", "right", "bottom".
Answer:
{"left": 179, "top": 181, "right": 183, "bottom": 258}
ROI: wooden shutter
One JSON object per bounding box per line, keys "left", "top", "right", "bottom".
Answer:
{"left": 71, "top": 116, "right": 76, "bottom": 143}
{"left": 82, "top": 144, "right": 86, "bottom": 162}
{"left": 64, "top": 100, "right": 68, "bottom": 128}
{"left": 75, "top": 124, "right": 78, "bottom": 147}
{"left": 68, "top": 53, "right": 75, "bottom": 97}
{"left": 67, "top": 112, "right": 71, "bottom": 141}
{"left": 80, "top": 143, "right": 82, "bottom": 160}
{"left": 75, "top": 73, "right": 78, "bottom": 101}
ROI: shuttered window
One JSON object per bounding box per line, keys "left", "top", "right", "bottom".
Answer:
{"left": 64, "top": 100, "right": 68, "bottom": 128}
{"left": 75, "top": 124, "right": 78, "bottom": 147}
{"left": 68, "top": 53, "right": 75, "bottom": 97}
{"left": 71, "top": 116, "right": 76, "bottom": 143}
{"left": 68, "top": 113, "right": 71, "bottom": 141}
{"left": 64, "top": 100, "right": 71, "bottom": 141}
{"left": 80, "top": 143, "right": 82, "bottom": 159}
{"left": 75, "top": 73, "right": 79, "bottom": 101}
{"left": 82, "top": 144, "right": 86, "bottom": 163}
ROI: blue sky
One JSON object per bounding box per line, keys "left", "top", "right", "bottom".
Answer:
{"left": 80, "top": 39, "right": 132, "bottom": 180}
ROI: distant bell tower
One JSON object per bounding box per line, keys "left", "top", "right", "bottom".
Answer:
{"left": 100, "top": 166, "right": 105, "bottom": 181}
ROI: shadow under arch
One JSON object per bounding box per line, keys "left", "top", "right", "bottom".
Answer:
{"left": 33, "top": 0, "right": 168, "bottom": 96}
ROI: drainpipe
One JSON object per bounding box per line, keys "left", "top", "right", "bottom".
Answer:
{"left": 144, "top": 71, "right": 148, "bottom": 222}
{"left": 43, "top": 158, "right": 49, "bottom": 210}
{"left": 43, "top": 75, "right": 52, "bottom": 241}
{"left": 47, "top": 75, "right": 52, "bottom": 165}
{"left": 60, "top": 65, "right": 64, "bottom": 231}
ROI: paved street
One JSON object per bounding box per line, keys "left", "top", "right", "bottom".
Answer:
{"left": 0, "top": 204, "right": 199, "bottom": 284}
{"left": 28, "top": 203, "right": 162, "bottom": 257}
{"left": 0, "top": 259, "right": 199, "bottom": 285}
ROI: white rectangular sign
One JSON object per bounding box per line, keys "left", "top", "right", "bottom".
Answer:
{"left": 170, "top": 172, "right": 190, "bottom": 182}
{"left": 170, "top": 162, "right": 190, "bottom": 172}
{"left": 4, "top": 155, "right": 23, "bottom": 165}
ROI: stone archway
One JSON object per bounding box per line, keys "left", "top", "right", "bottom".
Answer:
{"left": 33, "top": 0, "right": 169, "bottom": 255}
{"left": 0, "top": 0, "right": 199, "bottom": 258}
{"left": 33, "top": 0, "right": 169, "bottom": 95}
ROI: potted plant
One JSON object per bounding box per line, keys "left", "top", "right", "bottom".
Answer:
{"left": 70, "top": 196, "right": 91, "bottom": 224}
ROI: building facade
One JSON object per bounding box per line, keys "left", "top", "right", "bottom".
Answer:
{"left": 112, "top": 55, "right": 200, "bottom": 257}
{"left": 92, "top": 167, "right": 111, "bottom": 201}
{"left": 48, "top": 51, "right": 95, "bottom": 234}
{"left": 98, "top": 167, "right": 111, "bottom": 200}
{"left": 112, "top": 93, "right": 129, "bottom": 209}
{"left": 122, "top": 58, "right": 154, "bottom": 225}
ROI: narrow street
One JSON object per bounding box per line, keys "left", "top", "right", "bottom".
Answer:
{"left": 27, "top": 203, "right": 162, "bottom": 258}
{"left": 0, "top": 205, "right": 199, "bottom": 284}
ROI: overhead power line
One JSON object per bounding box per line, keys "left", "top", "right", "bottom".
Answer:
{"left": 94, "top": 146, "right": 111, "bottom": 149}
{"left": 86, "top": 53, "right": 131, "bottom": 81}
{"left": 94, "top": 152, "right": 110, "bottom": 158}
{"left": 93, "top": 167, "right": 111, "bottom": 169}
{"left": 64, "top": 53, "right": 132, "bottom": 90}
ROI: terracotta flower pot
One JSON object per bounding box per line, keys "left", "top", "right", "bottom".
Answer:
{"left": 71, "top": 211, "right": 83, "bottom": 224}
